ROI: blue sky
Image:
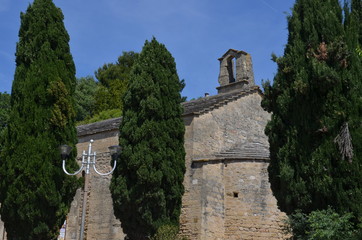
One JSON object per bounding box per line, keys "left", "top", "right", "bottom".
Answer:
{"left": 0, "top": 0, "right": 295, "bottom": 99}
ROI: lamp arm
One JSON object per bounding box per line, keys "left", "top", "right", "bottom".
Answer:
{"left": 93, "top": 160, "right": 116, "bottom": 176}
{"left": 62, "top": 160, "right": 84, "bottom": 176}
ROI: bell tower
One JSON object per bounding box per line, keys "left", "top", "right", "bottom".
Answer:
{"left": 217, "top": 49, "right": 255, "bottom": 94}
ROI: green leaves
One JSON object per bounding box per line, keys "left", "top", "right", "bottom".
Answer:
{"left": 74, "top": 76, "right": 97, "bottom": 121}
{"left": 94, "top": 51, "right": 139, "bottom": 115}
{"left": 287, "top": 208, "right": 357, "bottom": 240}
{"left": 357, "top": 45, "right": 362, "bottom": 56}
{"left": 0, "top": 92, "right": 10, "bottom": 151}
{"left": 110, "top": 38, "right": 185, "bottom": 239}
{"left": 262, "top": 0, "right": 362, "bottom": 226}
{"left": 0, "top": 0, "right": 79, "bottom": 239}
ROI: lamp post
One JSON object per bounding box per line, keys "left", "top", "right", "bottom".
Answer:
{"left": 60, "top": 139, "right": 121, "bottom": 240}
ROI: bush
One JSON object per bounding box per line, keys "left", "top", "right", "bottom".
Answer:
{"left": 287, "top": 208, "right": 359, "bottom": 240}
{"left": 150, "top": 225, "right": 187, "bottom": 240}
{"left": 76, "top": 108, "right": 121, "bottom": 125}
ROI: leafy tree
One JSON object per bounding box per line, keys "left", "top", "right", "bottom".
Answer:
{"left": 262, "top": 0, "right": 362, "bottom": 220}
{"left": 286, "top": 208, "right": 358, "bottom": 240}
{"left": 0, "top": 92, "right": 10, "bottom": 150}
{"left": 110, "top": 38, "right": 185, "bottom": 240}
{"left": 0, "top": 0, "right": 80, "bottom": 239}
{"left": 74, "top": 52, "right": 139, "bottom": 124}
{"left": 74, "top": 76, "right": 98, "bottom": 121}
{"left": 94, "top": 51, "right": 139, "bottom": 114}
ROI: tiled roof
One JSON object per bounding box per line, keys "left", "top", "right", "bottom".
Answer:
{"left": 214, "top": 141, "right": 269, "bottom": 160}
{"left": 77, "top": 117, "right": 122, "bottom": 137}
{"left": 192, "top": 141, "right": 270, "bottom": 163}
{"left": 182, "top": 85, "right": 261, "bottom": 116}
{"left": 76, "top": 86, "right": 261, "bottom": 137}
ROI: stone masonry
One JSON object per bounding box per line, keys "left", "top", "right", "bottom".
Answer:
{"left": 0, "top": 49, "right": 288, "bottom": 240}
{"left": 0, "top": 207, "right": 5, "bottom": 240}
{"left": 179, "top": 88, "right": 287, "bottom": 239}
{"left": 64, "top": 118, "right": 125, "bottom": 240}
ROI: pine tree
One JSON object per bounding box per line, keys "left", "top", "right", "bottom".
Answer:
{"left": 110, "top": 38, "right": 185, "bottom": 240}
{"left": 0, "top": 0, "right": 79, "bottom": 239}
{"left": 262, "top": 0, "right": 362, "bottom": 220}
{"left": 94, "top": 51, "right": 139, "bottom": 115}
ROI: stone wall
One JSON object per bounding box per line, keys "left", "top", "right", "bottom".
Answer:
{"left": 64, "top": 125, "right": 125, "bottom": 240}
{"left": 191, "top": 92, "right": 269, "bottom": 159}
{"left": 0, "top": 209, "right": 5, "bottom": 240}
{"left": 223, "top": 160, "right": 286, "bottom": 239}
{"left": 179, "top": 91, "right": 287, "bottom": 239}
{"left": 181, "top": 159, "right": 286, "bottom": 240}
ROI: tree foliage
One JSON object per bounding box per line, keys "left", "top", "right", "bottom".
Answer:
{"left": 150, "top": 224, "right": 187, "bottom": 240}
{"left": 0, "top": 0, "right": 80, "bottom": 239}
{"left": 0, "top": 92, "right": 10, "bottom": 151}
{"left": 110, "top": 38, "right": 185, "bottom": 240}
{"left": 262, "top": 0, "right": 362, "bottom": 219}
{"left": 286, "top": 208, "right": 358, "bottom": 240}
{"left": 74, "top": 76, "right": 98, "bottom": 121}
{"left": 73, "top": 52, "right": 139, "bottom": 124}
{"left": 94, "top": 51, "right": 139, "bottom": 115}
{"left": 76, "top": 108, "right": 121, "bottom": 126}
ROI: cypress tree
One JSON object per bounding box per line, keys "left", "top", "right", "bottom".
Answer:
{"left": 0, "top": 0, "right": 79, "bottom": 239}
{"left": 262, "top": 0, "right": 362, "bottom": 220}
{"left": 0, "top": 92, "right": 10, "bottom": 151}
{"left": 110, "top": 38, "right": 185, "bottom": 240}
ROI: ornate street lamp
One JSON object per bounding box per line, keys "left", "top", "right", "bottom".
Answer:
{"left": 60, "top": 139, "right": 121, "bottom": 240}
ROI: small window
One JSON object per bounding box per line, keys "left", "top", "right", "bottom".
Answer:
{"left": 233, "top": 192, "right": 239, "bottom": 198}
{"left": 233, "top": 57, "right": 237, "bottom": 81}
{"left": 227, "top": 57, "right": 236, "bottom": 83}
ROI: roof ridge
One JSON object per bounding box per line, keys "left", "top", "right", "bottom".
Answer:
{"left": 182, "top": 85, "right": 260, "bottom": 116}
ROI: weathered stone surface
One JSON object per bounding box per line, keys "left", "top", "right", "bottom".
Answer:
{"left": 0, "top": 207, "right": 5, "bottom": 240}
{"left": 191, "top": 92, "right": 270, "bottom": 159}
{"left": 217, "top": 49, "right": 255, "bottom": 91}
{"left": 179, "top": 90, "right": 288, "bottom": 240}
{"left": 64, "top": 134, "right": 125, "bottom": 240}
{"left": 223, "top": 161, "right": 286, "bottom": 239}
{"left": 183, "top": 86, "right": 260, "bottom": 116}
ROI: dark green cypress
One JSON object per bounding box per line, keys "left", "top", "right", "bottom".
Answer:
{"left": 110, "top": 38, "right": 185, "bottom": 240}
{"left": 0, "top": 0, "right": 79, "bottom": 239}
{"left": 0, "top": 92, "right": 11, "bottom": 151}
{"left": 350, "top": 0, "right": 362, "bottom": 45}
{"left": 262, "top": 0, "right": 362, "bottom": 219}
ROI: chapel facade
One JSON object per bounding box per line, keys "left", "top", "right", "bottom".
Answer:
{"left": 0, "top": 49, "right": 288, "bottom": 240}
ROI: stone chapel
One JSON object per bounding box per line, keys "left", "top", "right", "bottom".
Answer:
{"left": 0, "top": 49, "right": 287, "bottom": 240}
